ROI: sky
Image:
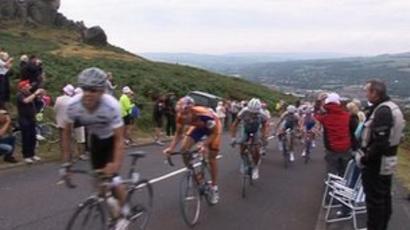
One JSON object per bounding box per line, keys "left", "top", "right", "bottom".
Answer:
{"left": 59, "top": 0, "right": 410, "bottom": 55}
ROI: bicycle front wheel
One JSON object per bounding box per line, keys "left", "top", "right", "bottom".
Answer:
{"left": 39, "top": 122, "right": 60, "bottom": 144}
{"left": 65, "top": 198, "right": 107, "bottom": 230}
{"left": 179, "top": 171, "right": 201, "bottom": 227}
{"left": 127, "top": 179, "right": 153, "bottom": 230}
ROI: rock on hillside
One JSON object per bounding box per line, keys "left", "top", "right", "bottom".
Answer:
{"left": 0, "top": 0, "right": 107, "bottom": 46}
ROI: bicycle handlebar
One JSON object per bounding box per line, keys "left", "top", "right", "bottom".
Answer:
{"left": 165, "top": 148, "right": 201, "bottom": 167}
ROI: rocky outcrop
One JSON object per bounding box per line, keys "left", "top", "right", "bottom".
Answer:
{"left": 0, "top": 0, "right": 107, "bottom": 46}
{"left": 81, "top": 26, "right": 107, "bottom": 46}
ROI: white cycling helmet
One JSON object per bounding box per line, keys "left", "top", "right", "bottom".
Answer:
{"left": 247, "top": 98, "right": 262, "bottom": 113}
{"left": 176, "top": 96, "right": 195, "bottom": 113}
{"left": 77, "top": 67, "right": 107, "bottom": 89}
{"left": 287, "top": 105, "right": 297, "bottom": 114}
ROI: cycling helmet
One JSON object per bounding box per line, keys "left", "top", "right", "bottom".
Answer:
{"left": 287, "top": 105, "right": 297, "bottom": 114}
{"left": 247, "top": 98, "right": 262, "bottom": 113}
{"left": 77, "top": 67, "right": 107, "bottom": 89}
{"left": 176, "top": 96, "right": 195, "bottom": 113}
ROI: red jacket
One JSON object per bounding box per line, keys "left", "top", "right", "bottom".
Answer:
{"left": 315, "top": 103, "right": 351, "bottom": 153}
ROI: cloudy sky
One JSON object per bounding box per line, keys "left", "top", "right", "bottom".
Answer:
{"left": 60, "top": 0, "right": 410, "bottom": 55}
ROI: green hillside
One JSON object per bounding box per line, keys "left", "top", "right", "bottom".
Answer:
{"left": 0, "top": 22, "right": 291, "bottom": 129}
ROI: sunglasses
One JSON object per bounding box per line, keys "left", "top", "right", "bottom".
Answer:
{"left": 81, "top": 86, "right": 103, "bottom": 93}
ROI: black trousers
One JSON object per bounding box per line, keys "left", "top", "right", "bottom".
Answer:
{"left": 362, "top": 170, "right": 392, "bottom": 230}
{"left": 19, "top": 119, "right": 36, "bottom": 158}
{"left": 165, "top": 114, "right": 176, "bottom": 136}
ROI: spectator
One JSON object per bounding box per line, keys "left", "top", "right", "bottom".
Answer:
{"left": 153, "top": 95, "right": 166, "bottom": 145}
{"left": 71, "top": 87, "right": 88, "bottom": 160}
{"left": 19, "top": 54, "right": 29, "bottom": 69}
{"left": 216, "top": 101, "right": 226, "bottom": 130}
{"left": 230, "top": 100, "right": 240, "bottom": 124}
{"left": 346, "top": 102, "right": 361, "bottom": 151}
{"left": 20, "top": 55, "right": 42, "bottom": 91}
{"left": 164, "top": 93, "right": 177, "bottom": 136}
{"left": 54, "top": 84, "right": 76, "bottom": 154}
{"left": 224, "top": 100, "right": 231, "bottom": 130}
{"left": 315, "top": 93, "right": 353, "bottom": 176}
{"left": 0, "top": 109, "right": 18, "bottom": 163}
{"left": 119, "top": 86, "right": 135, "bottom": 145}
{"left": 355, "top": 80, "right": 405, "bottom": 230}
{"left": 105, "top": 72, "right": 117, "bottom": 97}
{"left": 16, "top": 80, "right": 45, "bottom": 164}
{"left": 0, "top": 52, "right": 13, "bottom": 108}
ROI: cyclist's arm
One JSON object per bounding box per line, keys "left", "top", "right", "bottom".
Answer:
{"left": 275, "top": 113, "right": 286, "bottom": 130}
{"left": 261, "top": 120, "right": 269, "bottom": 139}
{"left": 230, "top": 118, "right": 241, "bottom": 138}
{"left": 168, "top": 122, "right": 184, "bottom": 150}
{"left": 111, "top": 126, "right": 125, "bottom": 171}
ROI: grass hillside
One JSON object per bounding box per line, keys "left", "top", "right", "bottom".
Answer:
{"left": 0, "top": 21, "right": 291, "bottom": 130}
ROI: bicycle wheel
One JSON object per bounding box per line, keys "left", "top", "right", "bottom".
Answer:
{"left": 282, "top": 139, "right": 289, "bottom": 168}
{"left": 39, "top": 122, "right": 60, "bottom": 144}
{"left": 241, "top": 153, "right": 252, "bottom": 198}
{"left": 65, "top": 198, "right": 107, "bottom": 230}
{"left": 304, "top": 139, "right": 312, "bottom": 164}
{"left": 198, "top": 161, "right": 215, "bottom": 206}
{"left": 179, "top": 171, "right": 201, "bottom": 227}
{"left": 127, "top": 179, "right": 153, "bottom": 230}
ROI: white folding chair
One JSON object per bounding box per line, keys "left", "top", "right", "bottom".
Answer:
{"left": 325, "top": 175, "right": 367, "bottom": 230}
{"left": 321, "top": 159, "right": 356, "bottom": 208}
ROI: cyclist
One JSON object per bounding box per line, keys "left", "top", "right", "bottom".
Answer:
{"left": 163, "top": 96, "right": 222, "bottom": 204}
{"left": 61, "top": 67, "right": 130, "bottom": 230}
{"left": 275, "top": 105, "right": 300, "bottom": 162}
{"left": 230, "top": 98, "right": 269, "bottom": 180}
{"left": 260, "top": 102, "right": 271, "bottom": 156}
{"left": 300, "top": 106, "right": 318, "bottom": 157}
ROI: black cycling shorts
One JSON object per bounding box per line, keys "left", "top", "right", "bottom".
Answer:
{"left": 90, "top": 135, "right": 114, "bottom": 169}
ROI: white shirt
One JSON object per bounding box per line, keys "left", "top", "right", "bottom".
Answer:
{"left": 65, "top": 93, "right": 123, "bottom": 139}
{"left": 0, "top": 59, "right": 8, "bottom": 75}
{"left": 216, "top": 105, "right": 226, "bottom": 119}
{"left": 54, "top": 94, "right": 72, "bottom": 128}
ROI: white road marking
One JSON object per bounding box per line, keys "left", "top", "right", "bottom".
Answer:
{"left": 134, "top": 155, "right": 223, "bottom": 189}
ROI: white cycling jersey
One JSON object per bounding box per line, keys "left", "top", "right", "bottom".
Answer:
{"left": 64, "top": 93, "right": 123, "bottom": 139}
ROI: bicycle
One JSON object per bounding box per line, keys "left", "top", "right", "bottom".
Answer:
{"left": 303, "top": 130, "right": 315, "bottom": 164}
{"left": 279, "top": 128, "right": 295, "bottom": 168}
{"left": 12, "top": 120, "right": 59, "bottom": 145}
{"left": 232, "top": 133, "right": 259, "bottom": 198}
{"left": 166, "top": 148, "right": 214, "bottom": 227}
{"left": 61, "top": 151, "right": 153, "bottom": 230}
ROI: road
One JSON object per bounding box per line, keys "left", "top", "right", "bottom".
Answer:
{"left": 0, "top": 135, "right": 327, "bottom": 230}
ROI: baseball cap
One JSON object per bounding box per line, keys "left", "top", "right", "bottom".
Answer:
{"left": 325, "top": 93, "right": 341, "bottom": 105}
{"left": 122, "top": 86, "right": 133, "bottom": 94}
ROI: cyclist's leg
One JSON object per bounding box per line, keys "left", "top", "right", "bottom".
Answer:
{"left": 250, "top": 132, "right": 261, "bottom": 165}
{"left": 90, "top": 135, "right": 128, "bottom": 214}
{"left": 208, "top": 133, "right": 221, "bottom": 186}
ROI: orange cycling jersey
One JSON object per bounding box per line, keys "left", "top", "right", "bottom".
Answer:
{"left": 177, "top": 106, "right": 222, "bottom": 151}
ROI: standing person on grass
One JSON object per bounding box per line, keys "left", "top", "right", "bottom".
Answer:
{"left": 119, "top": 86, "right": 136, "bottom": 145}
{"left": 164, "top": 93, "right": 177, "bottom": 137}
{"left": 153, "top": 95, "right": 166, "bottom": 145}
{"left": 16, "top": 80, "right": 45, "bottom": 164}
{"left": 54, "top": 84, "right": 75, "bottom": 145}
